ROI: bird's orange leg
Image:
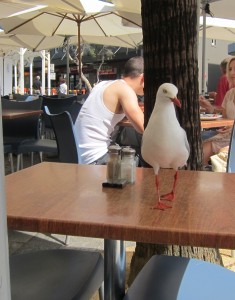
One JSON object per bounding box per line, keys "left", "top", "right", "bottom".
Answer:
{"left": 160, "top": 171, "right": 178, "bottom": 201}
{"left": 152, "top": 175, "right": 172, "bottom": 210}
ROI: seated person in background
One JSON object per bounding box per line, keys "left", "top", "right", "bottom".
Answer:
{"left": 199, "top": 95, "right": 219, "bottom": 141}
{"left": 214, "top": 56, "right": 231, "bottom": 106}
{"left": 74, "top": 56, "right": 144, "bottom": 165}
{"left": 203, "top": 56, "right": 235, "bottom": 166}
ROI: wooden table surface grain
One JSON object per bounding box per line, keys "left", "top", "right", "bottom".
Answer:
{"left": 5, "top": 162, "right": 235, "bottom": 249}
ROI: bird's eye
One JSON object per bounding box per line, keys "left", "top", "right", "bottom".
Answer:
{"left": 163, "top": 89, "right": 167, "bottom": 94}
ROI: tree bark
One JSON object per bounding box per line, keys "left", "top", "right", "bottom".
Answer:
{"left": 128, "top": 0, "right": 223, "bottom": 286}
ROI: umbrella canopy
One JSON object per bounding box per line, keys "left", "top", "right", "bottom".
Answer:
{"left": 209, "top": 0, "right": 235, "bottom": 20}
{"left": 199, "top": 0, "right": 235, "bottom": 42}
{"left": 199, "top": 26, "right": 235, "bottom": 42}
{"left": 5, "top": 0, "right": 141, "bottom": 14}
{"left": 3, "top": 0, "right": 85, "bottom": 14}
{"left": 4, "top": 32, "right": 142, "bottom": 52}
{"left": 0, "top": 1, "right": 43, "bottom": 19}
{"left": 0, "top": 9, "right": 142, "bottom": 81}
{"left": 0, "top": 10, "right": 141, "bottom": 37}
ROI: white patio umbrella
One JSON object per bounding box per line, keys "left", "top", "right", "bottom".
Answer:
{"left": 6, "top": 0, "right": 141, "bottom": 14}
{"left": 0, "top": 1, "right": 44, "bottom": 18}
{"left": 0, "top": 9, "right": 142, "bottom": 84}
{"left": 5, "top": 32, "right": 142, "bottom": 52}
{"left": 199, "top": 24, "right": 235, "bottom": 41}
{"left": 3, "top": 0, "right": 85, "bottom": 14}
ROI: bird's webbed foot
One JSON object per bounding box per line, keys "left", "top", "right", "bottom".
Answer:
{"left": 160, "top": 191, "right": 175, "bottom": 201}
{"left": 152, "top": 201, "right": 172, "bottom": 210}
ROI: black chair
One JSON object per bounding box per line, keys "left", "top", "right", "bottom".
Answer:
{"left": 4, "top": 144, "right": 14, "bottom": 173}
{"left": 227, "top": 120, "right": 235, "bottom": 173}
{"left": 124, "top": 255, "right": 235, "bottom": 300}
{"left": 66, "top": 101, "right": 83, "bottom": 123}
{"left": 45, "top": 106, "right": 79, "bottom": 164}
{"left": 10, "top": 248, "right": 104, "bottom": 300}
{"left": 41, "top": 95, "right": 77, "bottom": 138}
{"left": 16, "top": 139, "right": 57, "bottom": 171}
{"left": 1, "top": 98, "right": 58, "bottom": 170}
{"left": 44, "top": 106, "right": 79, "bottom": 244}
{"left": 2, "top": 98, "right": 43, "bottom": 150}
{"left": 226, "top": 121, "right": 235, "bottom": 257}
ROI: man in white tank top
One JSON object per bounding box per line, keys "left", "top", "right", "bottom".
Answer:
{"left": 74, "top": 56, "right": 144, "bottom": 164}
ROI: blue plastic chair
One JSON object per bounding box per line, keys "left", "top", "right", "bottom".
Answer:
{"left": 226, "top": 121, "right": 235, "bottom": 257}
{"left": 227, "top": 120, "right": 235, "bottom": 173}
{"left": 124, "top": 255, "right": 235, "bottom": 300}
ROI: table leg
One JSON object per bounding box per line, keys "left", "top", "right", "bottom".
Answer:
{"left": 104, "top": 239, "right": 126, "bottom": 300}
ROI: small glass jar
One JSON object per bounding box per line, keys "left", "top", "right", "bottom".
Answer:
{"left": 121, "top": 147, "right": 136, "bottom": 184}
{"left": 106, "top": 145, "right": 121, "bottom": 183}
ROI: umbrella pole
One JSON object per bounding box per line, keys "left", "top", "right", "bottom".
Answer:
{"left": 201, "top": 0, "right": 208, "bottom": 95}
{"left": 77, "top": 15, "right": 82, "bottom": 91}
{"left": 66, "top": 37, "right": 70, "bottom": 95}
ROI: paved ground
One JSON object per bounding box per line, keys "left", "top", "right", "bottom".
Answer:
{"left": 5, "top": 153, "right": 235, "bottom": 299}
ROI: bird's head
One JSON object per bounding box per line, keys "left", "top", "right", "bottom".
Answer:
{"left": 156, "top": 83, "right": 181, "bottom": 108}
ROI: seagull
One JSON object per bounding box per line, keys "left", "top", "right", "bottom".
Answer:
{"left": 141, "top": 83, "right": 190, "bottom": 210}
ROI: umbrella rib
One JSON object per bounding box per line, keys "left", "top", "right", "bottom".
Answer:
{"left": 112, "top": 11, "right": 141, "bottom": 28}
{"left": 91, "top": 16, "right": 108, "bottom": 37}
{"left": 33, "top": 36, "right": 47, "bottom": 52}
{"left": 7, "top": 12, "right": 45, "bottom": 34}
{"left": 61, "top": 0, "right": 84, "bottom": 14}
{"left": 51, "top": 14, "right": 67, "bottom": 36}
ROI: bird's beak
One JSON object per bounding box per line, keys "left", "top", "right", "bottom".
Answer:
{"left": 171, "top": 97, "right": 181, "bottom": 108}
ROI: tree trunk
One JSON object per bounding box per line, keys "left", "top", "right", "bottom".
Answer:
{"left": 128, "top": 0, "right": 223, "bottom": 285}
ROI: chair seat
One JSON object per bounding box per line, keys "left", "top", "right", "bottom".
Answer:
{"left": 10, "top": 248, "right": 104, "bottom": 300}
{"left": 4, "top": 144, "right": 13, "bottom": 153}
{"left": 124, "top": 255, "right": 235, "bottom": 300}
{"left": 17, "top": 139, "right": 58, "bottom": 154}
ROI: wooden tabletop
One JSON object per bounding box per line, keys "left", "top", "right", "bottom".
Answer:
{"left": 5, "top": 162, "right": 235, "bottom": 249}
{"left": 119, "top": 117, "right": 234, "bottom": 130}
{"left": 201, "top": 118, "right": 234, "bottom": 129}
{"left": 2, "top": 109, "right": 43, "bottom": 119}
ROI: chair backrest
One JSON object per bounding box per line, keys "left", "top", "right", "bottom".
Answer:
{"left": 227, "top": 121, "right": 235, "bottom": 173}
{"left": 66, "top": 101, "right": 83, "bottom": 123}
{"left": 1, "top": 98, "right": 42, "bottom": 110}
{"left": 12, "top": 94, "right": 38, "bottom": 101}
{"left": 2, "top": 98, "right": 42, "bottom": 140}
{"left": 44, "top": 106, "right": 79, "bottom": 164}
{"left": 41, "top": 95, "right": 77, "bottom": 130}
{"left": 42, "top": 95, "right": 77, "bottom": 114}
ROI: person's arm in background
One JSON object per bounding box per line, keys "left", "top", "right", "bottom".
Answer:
{"left": 118, "top": 85, "right": 144, "bottom": 134}
{"left": 103, "top": 80, "right": 144, "bottom": 134}
{"left": 199, "top": 95, "right": 215, "bottom": 113}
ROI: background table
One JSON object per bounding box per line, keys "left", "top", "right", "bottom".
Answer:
{"left": 6, "top": 163, "right": 235, "bottom": 299}
{"left": 201, "top": 117, "right": 234, "bottom": 129}
{"left": 119, "top": 116, "right": 234, "bottom": 130}
{"left": 2, "top": 109, "right": 42, "bottom": 119}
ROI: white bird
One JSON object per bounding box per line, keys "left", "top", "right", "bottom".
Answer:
{"left": 141, "top": 83, "right": 190, "bottom": 210}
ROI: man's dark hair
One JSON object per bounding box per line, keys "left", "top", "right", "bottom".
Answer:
{"left": 123, "top": 56, "right": 144, "bottom": 78}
